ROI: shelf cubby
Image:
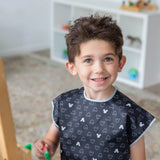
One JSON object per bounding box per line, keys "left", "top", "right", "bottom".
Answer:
{"left": 53, "top": 3, "right": 71, "bottom": 29}
{"left": 51, "top": 0, "right": 160, "bottom": 89}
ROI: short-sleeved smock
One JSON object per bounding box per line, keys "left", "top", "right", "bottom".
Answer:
{"left": 52, "top": 87, "right": 155, "bottom": 160}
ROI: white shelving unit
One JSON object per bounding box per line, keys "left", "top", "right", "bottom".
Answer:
{"left": 51, "top": 0, "right": 160, "bottom": 89}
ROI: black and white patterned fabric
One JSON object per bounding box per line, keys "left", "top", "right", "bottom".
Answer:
{"left": 52, "top": 87, "right": 155, "bottom": 160}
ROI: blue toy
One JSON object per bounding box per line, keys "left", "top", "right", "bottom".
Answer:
{"left": 128, "top": 68, "right": 138, "bottom": 80}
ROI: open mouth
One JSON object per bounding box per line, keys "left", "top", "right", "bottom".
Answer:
{"left": 91, "top": 77, "right": 108, "bottom": 82}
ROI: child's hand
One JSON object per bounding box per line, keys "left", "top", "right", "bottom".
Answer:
{"left": 34, "top": 139, "right": 54, "bottom": 159}
{"left": 34, "top": 139, "right": 46, "bottom": 159}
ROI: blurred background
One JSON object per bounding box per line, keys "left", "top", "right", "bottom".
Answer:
{"left": 0, "top": 0, "right": 160, "bottom": 159}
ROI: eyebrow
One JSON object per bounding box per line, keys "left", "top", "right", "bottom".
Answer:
{"left": 80, "top": 53, "right": 116, "bottom": 59}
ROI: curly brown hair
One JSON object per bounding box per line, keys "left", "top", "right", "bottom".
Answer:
{"left": 65, "top": 14, "right": 123, "bottom": 63}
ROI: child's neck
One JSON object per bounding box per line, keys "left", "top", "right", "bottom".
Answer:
{"left": 84, "top": 86, "right": 115, "bottom": 101}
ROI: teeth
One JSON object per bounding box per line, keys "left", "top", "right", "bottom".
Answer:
{"left": 93, "top": 78, "right": 106, "bottom": 81}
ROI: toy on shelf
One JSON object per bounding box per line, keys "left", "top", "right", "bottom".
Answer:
{"left": 126, "top": 35, "right": 142, "bottom": 48}
{"left": 63, "top": 49, "right": 68, "bottom": 59}
{"left": 62, "top": 24, "right": 71, "bottom": 30}
{"left": 62, "top": 21, "right": 71, "bottom": 30}
{"left": 121, "top": 0, "right": 158, "bottom": 12}
{"left": 128, "top": 68, "right": 138, "bottom": 80}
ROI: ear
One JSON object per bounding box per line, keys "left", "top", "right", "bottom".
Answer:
{"left": 65, "top": 61, "right": 77, "bottom": 76}
{"left": 118, "top": 56, "right": 126, "bottom": 72}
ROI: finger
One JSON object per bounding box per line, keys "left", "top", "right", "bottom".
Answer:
{"left": 35, "top": 147, "right": 44, "bottom": 155}
{"left": 34, "top": 150, "right": 45, "bottom": 159}
{"left": 35, "top": 141, "right": 45, "bottom": 153}
{"left": 36, "top": 153, "right": 45, "bottom": 159}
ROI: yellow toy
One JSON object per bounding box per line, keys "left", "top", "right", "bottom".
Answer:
{"left": 121, "top": 0, "right": 158, "bottom": 12}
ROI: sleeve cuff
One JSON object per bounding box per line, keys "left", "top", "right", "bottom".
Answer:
{"left": 130, "top": 117, "right": 156, "bottom": 147}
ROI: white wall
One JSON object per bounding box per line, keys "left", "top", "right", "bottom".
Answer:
{"left": 0, "top": 0, "right": 50, "bottom": 57}
{"left": 0, "top": 0, "right": 159, "bottom": 57}
{"left": 154, "top": 0, "right": 160, "bottom": 7}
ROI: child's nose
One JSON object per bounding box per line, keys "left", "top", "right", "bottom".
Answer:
{"left": 94, "top": 61, "right": 105, "bottom": 73}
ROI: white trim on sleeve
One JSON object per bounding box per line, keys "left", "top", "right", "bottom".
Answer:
{"left": 130, "top": 118, "right": 156, "bottom": 147}
{"left": 51, "top": 101, "right": 59, "bottom": 130}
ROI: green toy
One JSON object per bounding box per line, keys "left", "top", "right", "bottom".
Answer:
{"left": 44, "top": 150, "right": 51, "bottom": 160}
{"left": 63, "top": 49, "right": 68, "bottom": 59}
{"left": 42, "top": 145, "right": 51, "bottom": 160}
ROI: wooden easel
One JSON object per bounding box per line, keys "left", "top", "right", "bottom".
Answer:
{"left": 0, "top": 58, "right": 32, "bottom": 160}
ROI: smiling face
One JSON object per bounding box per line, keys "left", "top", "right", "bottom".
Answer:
{"left": 66, "top": 39, "right": 126, "bottom": 100}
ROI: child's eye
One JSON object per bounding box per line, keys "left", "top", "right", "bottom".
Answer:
{"left": 84, "top": 59, "right": 92, "bottom": 63}
{"left": 105, "top": 57, "right": 113, "bottom": 62}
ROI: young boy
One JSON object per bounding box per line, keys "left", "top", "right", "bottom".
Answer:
{"left": 35, "top": 15, "right": 155, "bottom": 160}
